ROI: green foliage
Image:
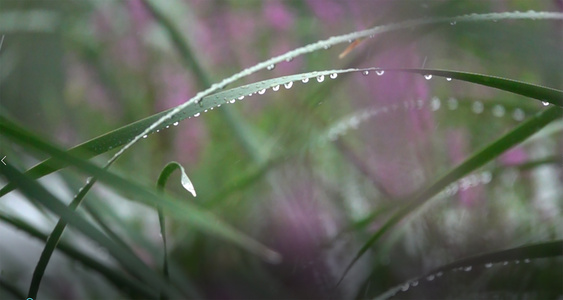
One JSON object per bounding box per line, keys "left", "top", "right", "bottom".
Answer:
{"left": 0, "top": 3, "right": 562, "bottom": 300}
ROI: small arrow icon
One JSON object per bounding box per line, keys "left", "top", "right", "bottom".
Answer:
{"left": 1, "top": 156, "right": 6, "bottom": 165}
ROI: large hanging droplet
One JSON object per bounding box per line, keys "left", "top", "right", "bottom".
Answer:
{"left": 272, "top": 85, "right": 280, "bottom": 91}
{"left": 424, "top": 74, "right": 432, "bottom": 80}
{"left": 284, "top": 81, "right": 293, "bottom": 89}
{"left": 330, "top": 73, "right": 338, "bottom": 79}
{"left": 267, "top": 64, "right": 275, "bottom": 70}
{"left": 302, "top": 77, "right": 309, "bottom": 83}
{"left": 317, "top": 75, "right": 325, "bottom": 82}
{"left": 376, "top": 70, "right": 384, "bottom": 76}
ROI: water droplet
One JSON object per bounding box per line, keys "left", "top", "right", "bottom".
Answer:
{"left": 524, "top": 259, "right": 530, "bottom": 263}
{"left": 376, "top": 70, "right": 384, "bottom": 76}
{"left": 464, "top": 266, "right": 472, "bottom": 272}
{"left": 317, "top": 75, "right": 325, "bottom": 82}
{"left": 492, "top": 105, "right": 505, "bottom": 117}
{"left": 485, "top": 263, "right": 493, "bottom": 268}
{"left": 194, "top": 113, "right": 200, "bottom": 117}
{"left": 424, "top": 74, "right": 432, "bottom": 80}
{"left": 515, "top": 260, "right": 520, "bottom": 264}
{"left": 447, "top": 97, "right": 458, "bottom": 110}
{"left": 272, "top": 85, "right": 280, "bottom": 91}
{"left": 302, "top": 77, "right": 309, "bottom": 83}
{"left": 503, "top": 261, "right": 509, "bottom": 265}
{"left": 229, "top": 99, "right": 236, "bottom": 103}
{"left": 472, "top": 101, "right": 484, "bottom": 114}
{"left": 204, "top": 109, "right": 208, "bottom": 113}
{"left": 481, "top": 171, "right": 492, "bottom": 184}
{"left": 323, "top": 44, "right": 331, "bottom": 50}
{"left": 401, "top": 283, "right": 409, "bottom": 292}
{"left": 210, "top": 107, "right": 214, "bottom": 110}
{"left": 284, "top": 81, "right": 293, "bottom": 89}
{"left": 431, "top": 96, "right": 441, "bottom": 111}
{"left": 436, "top": 272, "right": 443, "bottom": 277}
{"left": 238, "top": 95, "right": 245, "bottom": 100}
{"left": 248, "top": 93, "right": 253, "bottom": 97}
{"left": 411, "top": 281, "right": 419, "bottom": 287}
{"left": 446, "top": 77, "right": 452, "bottom": 81}
{"left": 143, "top": 135, "right": 148, "bottom": 139}
{"left": 450, "top": 21, "right": 457, "bottom": 25}
{"left": 542, "top": 101, "right": 549, "bottom": 106}
{"left": 285, "top": 57, "right": 293, "bottom": 62}
{"left": 267, "top": 64, "right": 275, "bottom": 70}
{"left": 363, "top": 70, "right": 370, "bottom": 76}
{"left": 173, "top": 122, "right": 179, "bottom": 126}
{"left": 512, "top": 108, "right": 525, "bottom": 121}
{"left": 156, "top": 129, "right": 160, "bottom": 133}
{"left": 258, "top": 89, "right": 266, "bottom": 95}
{"left": 426, "top": 275, "right": 435, "bottom": 281}
{"left": 330, "top": 73, "right": 338, "bottom": 79}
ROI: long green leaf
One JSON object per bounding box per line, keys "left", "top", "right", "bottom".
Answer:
{"left": 371, "top": 240, "right": 563, "bottom": 300}
{"left": 0, "top": 116, "right": 281, "bottom": 264}
{"left": 155, "top": 161, "right": 196, "bottom": 299}
{"left": 0, "top": 212, "right": 155, "bottom": 298}
{"left": 2, "top": 66, "right": 561, "bottom": 198}
{"left": 337, "top": 105, "right": 563, "bottom": 285}
{"left": 0, "top": 163, "right": 180, "bottom": 299}
{"left": 2, "top": 11, "right": 559, "bottom": 198}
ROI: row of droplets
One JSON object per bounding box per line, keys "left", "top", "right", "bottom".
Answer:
{"left": 141, "top": 68, "right": 551, "bottom": 140}
{"left": 385, "top": 258, "right": 534, "bottom": 299}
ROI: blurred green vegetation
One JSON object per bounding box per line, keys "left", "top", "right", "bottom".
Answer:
{"left": 0, "top": 1, "right": 562, "bottom": 299}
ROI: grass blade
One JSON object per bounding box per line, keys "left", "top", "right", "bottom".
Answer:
{"left": 337, "top": 105, "right": 563, "bottom": 285}
{"left": 0, "top": 115, "right": 282, "bottom": 264}
{"left": 2, "top": 65, "right": 561, "bottom": 199}
{"left": 0, "top": 163, "right": 180, "bottom": 299}
{"left": 372, "top": 240, "right": 563, "bottom": 300}
{"left": 155, "top": 161, "right": 195, "bottom": 299}
{"left": 0, "top": 212, "right": 155, "bottom": 297}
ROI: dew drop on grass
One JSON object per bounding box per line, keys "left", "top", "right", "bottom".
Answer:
{"left": 363, "top": 70, "right": 370, "bottom": 76}
{"left": 446, "top": 77, "right": 452, "bottom": 81}
{"left": 323, "top": 44, "right": 331, "bottom": 50}
{"left": 302, "top": 77, "right": 309, "bottom": 83}
{"left": 238, "top": 95, "right": 245, "bottom": 100}
{"left": 194, "top": 113, "right": 201, "bottom": 117}
{"left": 512, "top": 108, "right": 525, "bottom": 121}
{"left": 492, "top": 105, "right": 505, "bottom": 117}
{"left": 436, "top": 272, "right": 443, "bottom": 277}
{"left": 267, "top": 64, "right": 275, "bottom": 70}
{"left": 143, "top": 135, "right": 148, "bottom": 139}
{"left": 173, "top": 122, "right": 179, "bottom": 126}
{"left": 542, "top": 101, "right": 550, "bottom": 106}
{"left": 430, "top": 96, "right": 441, "bottom": 111}
{"left": 401, "top": 283, "right": 409, "bottom": 292}
{"left": 285, "top": 57, "right": 293, "bottom": 62}
{"left": 524, "top": 259, "right": 531, "bottom": 263}
{"left": 411, "top": 281, "right": 418, "bottom": 287}
{"left": 472, "top": 101, "right": 484, "bottom": 114}
{"left": 503, "top": 261, "right": 509, "bottom": 265}
{"left": 426, "top": 275, "right": 435, "bottom": 281}
{"left": 450, "top": 21, "right": 457, "bottom": 25}
{"left": 229, "top": 99, "right": 236, "bottom": 103}
{"left": 204, "top": 109, "right": 208, "bottom": 113}
{"left": 330, "top": 73, "right": 338, "bottom": 79}
{"left": 447, "top": 97, "right": 458, "bottom": 110}
{"left": 284, "top": 81, "right": 293, "bottom": 89}
{"left": 156, "top": 130, "right": 160, "bottom": 133}
{"left": 464, "top": 266, "right": 472, "bottom": 272}
{"left": 317, "top": 75, "right": 325, "bottom": 82}
{"left": 376, "top": 70, "right": 384, "bottom": 76}
{"left": 258, "top": 88, "right": 266, "bottom": 94}
{"left": 485, "top": 263, "right": 493, "bottom": 268}
{"left": 424, "top": 74, "right": 432, "bottom": 80}
{"left": 272, "top": 85, "right": 280, "bottom": 91}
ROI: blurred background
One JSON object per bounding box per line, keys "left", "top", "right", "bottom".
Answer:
{"left": 0, "top": 0, "right": 562, "bottom": 299}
